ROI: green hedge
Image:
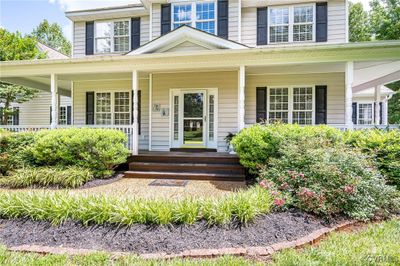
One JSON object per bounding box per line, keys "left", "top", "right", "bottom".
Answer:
{"left": 0, "top": 186, "right": 273, "bottom": 226}
{"left": 344, "top": 129, "right": 400, "bottom": 189}
{"left": 0, "top": 166, "right": 94, "bottom": 189}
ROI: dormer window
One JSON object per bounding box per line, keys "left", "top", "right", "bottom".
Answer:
{"left": 172, "top": 1, "right": 216, "bottom": 34}
{"left": 95, "top": 20, "right": 130, "bottom": 54}
{"left": 269, "top": 4, "right": 315, "bottom": 44}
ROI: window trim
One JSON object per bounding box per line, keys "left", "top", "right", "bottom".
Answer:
{"left": 94, "top": 19, "right": 131, "bottom": 54}
{"left": 171, "top": 1, "right": 218, "bottom": 34}
{"left": 93, "top": 91, "right": 131, "bottom": 125}
{"left": 58, "top": 105, "right": 70, "bottom": 125}
{"left": 268, "top": 3, "right": 316, "bottom": 44}
{"left": 266, "top": 85, "right": 316, "bottom": 125}
{"left": 356, "top": 101, "right": 374, "bottom": 125}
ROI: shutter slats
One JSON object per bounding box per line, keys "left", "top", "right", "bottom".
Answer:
{"left": 131, "top": 17, "right": 141, "bottom": 50}
{"left": 316, "top": 2, "right": 328, "bottom": 42}
{"left": 85, "top": 21, "right": 94, "bottom": 55}
{"left": 67, "top": 106, "right": 72, "bottom": 125}
{"left": 352, "top": 102, "right": 357, "bottom": 125}
{"left": 315, "top": 86, "right": 327, "bottom": 124}
{"left": 161, "top": 4, "right": 171, "bottom": 35}
{"left": 217, "top": 0, "right": 229, "bottom": 39}
{"left": 257, "top": 7, "right": 268, "bottom": 45}
{"left": 86, "top": 92, "right": 95, "bottom": 125}
{"left": 256, "top": 87, "right": 267, "bottom": 123}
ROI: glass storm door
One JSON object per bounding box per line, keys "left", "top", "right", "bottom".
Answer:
{"left": 183, "top": 91, "right": 206, "bottom": 147}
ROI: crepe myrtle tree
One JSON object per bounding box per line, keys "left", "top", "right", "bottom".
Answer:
{"left": 0, "top": 83, "right": 39, "bottom": 125}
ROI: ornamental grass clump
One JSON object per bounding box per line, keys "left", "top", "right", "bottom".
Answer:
{"left": 0, "top": 186, "right": 273, "bottom": 226}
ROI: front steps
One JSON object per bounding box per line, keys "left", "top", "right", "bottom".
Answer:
{"left": 124, "top": 152, "right": 246, "bottom": 181}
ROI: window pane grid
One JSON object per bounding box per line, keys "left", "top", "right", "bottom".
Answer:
{"left": 95, "top": 21, "right": 129, "bottom": 53}
{"left": 269, "top": 88, "right": 289, "bottom": 123}
{"left": 270, "top": 7, "right": 289, "bottom": 43}
{"left": 209, "top": 95, "right": 215, "bottom": 141}
{"left": 358, "top": 103, "right": 373, "bottom": 125}
{"left": 172, "top": 2, "right": 216, "bottom": 34}
{"left": 59, "top": 106, "right": 67, "bottom": 125}
{"left": 96, "top": 93, "right": 112, "bottom": 125}
{"left": 292, "top": 87, "right": 313, "bottom": 125}
{"left": 114, "top": 92, "right": 130, "bottom": 125}
{"left": 174, "top": 95, "right": 179, "bottom": 141}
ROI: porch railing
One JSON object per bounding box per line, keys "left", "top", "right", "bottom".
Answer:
{"left": 0, "top": 125, "right": 134, "bottom": 152}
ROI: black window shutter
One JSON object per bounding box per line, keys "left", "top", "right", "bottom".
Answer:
{"left": 0, "top": 107, "right": 3, "bottom": 124}
{"left": 85, "top": 21, "right": 94, "bottom": 55}
{"left": 161, "top": 4, "right": 171, "bottom": 35}
{"left": 132, "top": 91, "right": 141, "bottom": 135}
{"left": 131, "top": 17, "right": 141, "bottom": 50}
{"left": 257, "top": 7, "right": 268, "bottom": 45}
{"left": 316, "top": 2, "right": 328, "bottom": 42}
{"left": 352, "top": 102, "right": 357, "bottom": 125}
{"left": 315, "top": 86, "right": 327, "bottom": 124}
{"left": 49, "top": 106, "right": 52, "bottom": 124}
{"left": 379, "top": 102, "right": 383, "bottom": 125}
{"left": 217, "top": 0, "right": 229, "bottom": 38}
{"left": 86, "top": 92, "right": 95, "bottom": 125}
{"left": 12, "top": 107, "right": 19, "bottom": 125}
{"left": 256, "top": 87, "right": 267, "bottom": 123}
{"left": 67, "top": 106, "right": 72, "bottom": 125}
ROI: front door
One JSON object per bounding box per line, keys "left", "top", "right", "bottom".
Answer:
{"left": 170, "top": 88, "right": 218, "bottom": 149}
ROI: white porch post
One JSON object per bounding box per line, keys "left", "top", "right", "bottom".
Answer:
{"left": 374, "top": 85, "right": 381, "bottom": 125}
{"left": 345, "top": 62, "right": 354, "bottom": 129}
{"left": 50, "top": 73, "right": 59, "bottom": 129}
{"left": 148, "top": 73, "right": 153, "bottom": 151}
{"left": 382, "top": 99, "right": 389, "bottom": 125}
{"left": 132, "top": 70, "right": 139, "bottom": 155}
{"left": 238, "top": 66, "right": 245, "bottom": 131}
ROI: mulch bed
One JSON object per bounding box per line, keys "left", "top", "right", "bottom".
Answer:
{"left": 78, "top": 173, "right": 124, "bottom": 189}
{"left": 0, "top": 210, "right": 344, "bottom": 254}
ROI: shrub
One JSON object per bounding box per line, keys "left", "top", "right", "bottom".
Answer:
{"left": 259, "top": 137, "right": 399, "bottom": 220}
{"left": 0, "top": 186, "right": 273, "bottom": 226}
{"left": 0, "top": 166, "right": 94, "bottom": 188}
{"left": 26, "top": 128, "right": 129, "bottom": 177}
{"left": 232, "top": 124, "right": 343, "bottom": 173}
{"left": 344, "top": 129, "right": 400, "bottom": 189}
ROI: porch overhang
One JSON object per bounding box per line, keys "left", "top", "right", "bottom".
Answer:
{"left": 1, "top": 41, "right": 400, "bottom": 78}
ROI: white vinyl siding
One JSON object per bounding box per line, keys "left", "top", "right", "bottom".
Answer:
{"left": 73, "top": 21, "right": 86, "bottom": 58}
{"left": 152, "top": 4, "right": 161, "bottom": 39}
{"left": 228, "top": 0, "right": 239, "bottom": 42}
{"left": 140, "top": 15, "right": 150, "bottom": 45}
{"left": 245, "top": 73, "right": 345, "bottom": 125}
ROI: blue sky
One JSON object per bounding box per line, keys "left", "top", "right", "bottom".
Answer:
{"left": 0, "top": 0, "right": 371, "bottom": 42}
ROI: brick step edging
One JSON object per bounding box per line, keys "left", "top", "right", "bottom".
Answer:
{"left": 8, "top": 220, "right": 357, "bottom": 260}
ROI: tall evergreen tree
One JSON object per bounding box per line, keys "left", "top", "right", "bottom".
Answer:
{"left": 349, "top": 2, "right": 371, "bottom": 42}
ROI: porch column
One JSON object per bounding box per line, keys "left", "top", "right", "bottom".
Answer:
{"left": 344, "top": 62, "right": 354, "bottom": 129}
{"left": 132, "top": 70, "right": 139, "bottom": 155}
{"left": 382, "top": 99, "right": 389, "bottom": 125}
{"left": 148, "top": 73, "right": 153, "bottom": 151}
{"left": 374, "top": 85, "right": 381, "bottom": 125}
{"left": 50, "top": 73, "right": 59, "bottom": 129}
{"left": 238, "top": 66, "right": 245, "bottom": 131}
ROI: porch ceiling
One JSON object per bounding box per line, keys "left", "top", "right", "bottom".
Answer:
{"left": 1, "top": 76, "right": 71, "bottom": 97}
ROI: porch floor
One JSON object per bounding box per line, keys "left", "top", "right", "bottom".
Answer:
{"left": 124, "top": 151, "right": 246, "bottom": 182}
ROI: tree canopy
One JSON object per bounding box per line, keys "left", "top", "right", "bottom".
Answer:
{"left": 349, "top": 2, "right": 371, "bottom": 42}
{"left": 31, "top": 19, "right": 71, "bottom": 56}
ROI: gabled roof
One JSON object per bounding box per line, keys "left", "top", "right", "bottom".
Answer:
{"left": 127, "top": 26, "right": 249, "bottom": 55}
{"left": 37, "top": 42, "right": 69, "bottom": 59}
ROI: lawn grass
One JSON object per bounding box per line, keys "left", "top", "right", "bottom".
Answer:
{"left": 0, "top": 247, "right": 261, "bottom": 266}
{"left": 0, "top": 186, "right": 272, "bottom": 226}
{"left": 271, "top": 219, "right": 400, "bottom": 266}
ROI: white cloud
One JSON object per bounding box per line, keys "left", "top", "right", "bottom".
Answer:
{"left": 49, "top": 0, "right": 141, "bottom": 12}
{"left": 62, "top": 22, "right": 73, "bottom": 42}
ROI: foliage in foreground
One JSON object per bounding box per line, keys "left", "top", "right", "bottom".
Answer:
{"left": 0, "top": 186, "right": 272, "bottom": 226}
{"left": 0, "top": 247, "right": 260, "bottom": 266}
{"left": 272, "top": 219, "right": 400, "bottom": 266}
{"left": 0, "top": 166, "right": 93, "bottom": 189}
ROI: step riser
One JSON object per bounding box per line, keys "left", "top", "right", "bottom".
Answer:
{"left": 124, "top": 172, "right": 244, "bottom": 182}
{"left": 129, "top": 163, "right": 245, "bottom": 175}
{"left": 130, "top": 156, "right": 240, "bottom": 165}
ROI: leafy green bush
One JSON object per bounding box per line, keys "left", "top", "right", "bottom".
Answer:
{"left": 344, "top": 129, "right": 400, "bottom": 189}
{"left": 259, "top": 137, "right": 399, "bottom": 220}
{"left": 26, "top": 128, "right": 129, "bottom": 177}
{"left": 0, "top": 166, "right": 94, "bottom": 188}
{"left": 232, "top": 124, "right": 343, "bottom": 173}
{"left": 0, "top": 186, "right": 273, "bottom": 226}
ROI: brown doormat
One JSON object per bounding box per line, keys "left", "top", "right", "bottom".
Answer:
{"left": 148, "top": 179, "right": 189, "bottom": 187}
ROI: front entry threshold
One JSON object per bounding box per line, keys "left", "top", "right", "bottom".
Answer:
{"left": 170, "top": 148, "right": 217, "bottom": 153}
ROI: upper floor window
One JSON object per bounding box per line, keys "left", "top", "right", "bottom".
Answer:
{"left": 95, "top": 20, "right": 130, "bottom": 54}
{"left": 269, "top": 5, "right": 315, "bottom": 44}
{"left": 172, "top": 1, "right": 216, "bottom": 34}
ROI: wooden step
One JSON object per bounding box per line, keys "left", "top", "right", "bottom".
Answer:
{"left": 124, "top": 171, "right": 245, "bottom": 181}
{"left": 129, "top": 154, "right": 240, "bottom": 165}
{"left": 170, "top": 148, "right": 217, "bottom": 152}
{"left": 129, "top": 162, "right": 245, "bottom": 175}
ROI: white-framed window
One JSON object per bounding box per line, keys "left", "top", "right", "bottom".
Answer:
{"left": 357, "top": 103, "right": 374, "bottom": 125}
{"left": 269, "top": 4, "right": 315, "bottom": 44}
{"left": 267, "top": 86, "right": 315, "bottom": 125}
{"left": 3, "top": 107, "right": 19, "bottom": 125}
{"left": 172, "top": 1, "right": 216, "bottom": 34}
{"left": 95, "top": 20, "right": 130, "bottom": 54}
{"left": 59, "top": 106, "right": 67, "bottom": 125}
{"left": 94, "top": 91, "right": 131, "bottom": 125}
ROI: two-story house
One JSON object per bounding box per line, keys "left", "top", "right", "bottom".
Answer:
{"left": 1, "top": 0, "right": 399, "bottom": 156}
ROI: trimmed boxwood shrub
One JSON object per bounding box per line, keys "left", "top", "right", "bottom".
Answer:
{"left": 344, "top": 129, "right": 400, "bottom": 189}
{"left": 0, "top": 166, "right": 94, "bottom": 188}
{"left": 27, "top": 128, "right": 129, "bottom": 177}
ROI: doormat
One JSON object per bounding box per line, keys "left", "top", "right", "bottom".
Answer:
{"left": 148, "top": 179, "right": 189, "bottom": 187}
